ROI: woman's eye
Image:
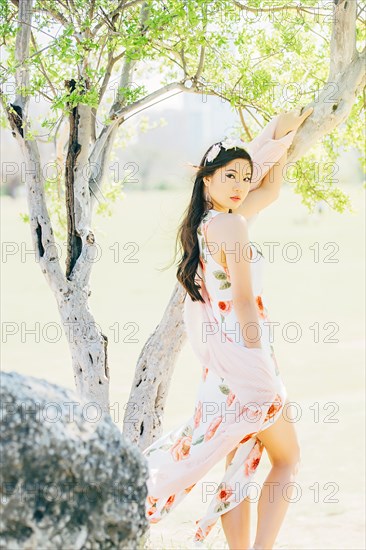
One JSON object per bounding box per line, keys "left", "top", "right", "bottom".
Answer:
{"left": 226, "top": 174, "right": 251, "bottom": 182}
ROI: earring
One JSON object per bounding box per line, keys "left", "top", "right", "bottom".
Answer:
{"left": 203, "top": 176, "right": 211, "bottom": 202}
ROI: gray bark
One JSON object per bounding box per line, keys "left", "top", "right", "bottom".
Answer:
{"left": 123, "top": 282, "right": 187, "bottom": 449}
{"left": 3, "top": 1, "right": 111, "bottom": 412}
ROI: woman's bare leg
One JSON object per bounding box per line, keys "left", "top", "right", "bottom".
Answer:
{"left": 252, "top": 399, "right": 301, "bottom": 550}
{"left": 220, "top": 446, "right": 252, "bottom": 549}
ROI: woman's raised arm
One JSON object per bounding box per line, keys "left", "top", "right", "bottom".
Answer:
{"left": 234, "top": 107, "right": 314, "bottom": 219}
{"left": 234, "top": 151, "right": 288, "bottom": 220}
{"left": 243, "top": 106, "right": 313, "bottom": 192}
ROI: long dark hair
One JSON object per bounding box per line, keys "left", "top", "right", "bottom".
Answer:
{"left": 172, "top": 142, "right": 253, "bottom": 303}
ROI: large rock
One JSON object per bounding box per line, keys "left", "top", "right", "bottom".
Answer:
{"left": 0, "top": 371, "right": 149, "bottom": 549}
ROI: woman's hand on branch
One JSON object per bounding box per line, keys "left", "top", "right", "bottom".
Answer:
{"left": 274, "top": 106, "right": 314, "bottom": 140}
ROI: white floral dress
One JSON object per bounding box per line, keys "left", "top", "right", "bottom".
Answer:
{"left": 142, "top": 208, "right": 288, "bottom": 545}
{"left": 198, "top": 209, "right": 284, "bottom": 362}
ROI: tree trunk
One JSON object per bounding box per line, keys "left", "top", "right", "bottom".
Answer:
{"left": 60, "top": 78, "right": 110, "bottom": 412}
{"left": 8, "top": 108, "right": 111, "bottom": 413}
{"left": 56, "top": 285, "right": 110, "bottom": 413}
{"left": 3, "top": 1, "right": 111, "bottom": 413}
{"left": 122, "top": 282, "right": 187, "bottom": 449}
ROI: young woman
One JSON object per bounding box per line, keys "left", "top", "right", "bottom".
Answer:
{"left": 143, "top": 107, "right": 313, "bottom": 549}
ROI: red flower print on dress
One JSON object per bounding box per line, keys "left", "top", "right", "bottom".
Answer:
{"left": 223, "top": 265, "right": 231, "bottom": 280}
{"left": 194, "top": 520, "right": 216, "bottom": 542}
{"left": 239, "top": 431, "right": 257, "bottom": 445}
{"left": 184, "top": 483, "right": 196, "bottom": 493}
{"left": 216, "top": 482, "right": 234, "bottom": 502}
{"left": 147, "top": 495, "right": 159, "bottom": 506}
{"left": 194, "top": 400, "right": 203, "bottom": 428}
{"left": 162, "top": 494, "right": 176, "bottom": 512}
{"left": 264, "top": 394, "right": 282, "bottom": 422}
{"left": 202, "top": 365, "right": 209, "bottom": 381}
{"left": 243, "top": 441, "right": 263, "bottom": 477}
{"left": 226, "top": 391, "right": 236, "bottom": 406}
{"left": 218, "top": 300, "right": 233, "bottom": 315}
{"left": 146, "top": 510, "right": 161, "bottom": 523}
{"left": 204, "top": 416, "right": 223, "bottom": 441}
{"left": 199, "top": 257, "right": 206, "bottom": 275}
{"left": 255, "top": 295, "right": 268, "bottom": 320}
{"left": 170, "top": 435, "right": 192, "bottom": 461}
{"left": 146, "top": 495, "right": 161, "bottom": 523}
{"left": 240, "top": 403, "right": 262, "bottom": 421}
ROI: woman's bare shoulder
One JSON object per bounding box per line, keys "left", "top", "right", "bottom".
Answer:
{"left": 210, "top": 212, "right": 248, "bottom": 232}
{"left": 207, "top": 212, "right": 249, "bottom": 245}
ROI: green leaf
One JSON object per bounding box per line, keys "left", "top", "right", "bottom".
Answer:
{"left": 192, "top": 435, "right": 205, "bottom": 445}
{"left": 219, "top": 384, "right": 231, "bottom": 395}
{"left": 19, "top": 212, "right": 30, "bottom": 224}
{"left": 213, "top": 270, "right": 227, "bottom": 280}
{"left": 219, "top": 281, "right": 231, "bottom": 290}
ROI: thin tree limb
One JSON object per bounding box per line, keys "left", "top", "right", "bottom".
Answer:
{"left": 238, "top": 107, "right": 253, "bottom": 141}
{"left": 232, "top": 1, "right": 331, "bottom": 16}
{"left": 4, "top": 0, "right": 65, "bottom": 290}
{"left": 30, "top": 31, "right": 57, "bottom": 98}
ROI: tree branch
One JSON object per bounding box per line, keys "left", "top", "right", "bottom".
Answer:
{"left": 238, "top": 107, "right": 253, "bottom": 141}
{"left": 3, "top": 0, "right": 66, "bottom": 292}
{"left": 61, "top": 0, "right": 82, "bottom": 27}
{"left": 192, "top": 3, "right": 207, "bottom": 83}
{"left": 30, "top": 31, "right": 57, "bottom": 98}
{"left": 91, "top": 0, "right": 147, "bottom": 35}
{"left": 34, "top": 6, "right": 70, "bottom": 27}
{"left": 289, "top": 51, "right": 366, "bottom": 163}
{"left": 88, "top": 1, "right": 150, "bottom": 203}
{"left": 64, "top": 77, "right": 95, "bottom": 287}
{"left": 328, "top": 0, "right": 357, "bottom": 81}
{"left": 232, "top": 1, "right": 332, "bottom": 16}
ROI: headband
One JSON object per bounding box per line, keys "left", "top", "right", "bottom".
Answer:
{"left": 204, "top": 137, "right": 247, "bottom": 165}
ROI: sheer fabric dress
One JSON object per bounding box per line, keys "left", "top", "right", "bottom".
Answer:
{"left": 142, "top": 116, "right": 296, "bottom": 545}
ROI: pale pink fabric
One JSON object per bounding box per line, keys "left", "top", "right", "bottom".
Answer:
{"left": 142, "top": 116, "right": 297, "bottom": 545}
{"left": 245, "top": 114, "right": 297, "bottom": 191}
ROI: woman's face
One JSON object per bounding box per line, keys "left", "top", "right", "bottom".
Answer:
{"left": 203, "top": 158, "right": 252, "bottom": 213}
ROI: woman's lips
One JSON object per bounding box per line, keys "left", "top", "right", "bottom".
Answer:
{"left": 230, "top": 197, "right": 241, "bottom": 202}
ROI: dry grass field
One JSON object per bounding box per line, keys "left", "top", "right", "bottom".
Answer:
{"left": 1, "top": 182, "right": 365, "bottom": 549}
